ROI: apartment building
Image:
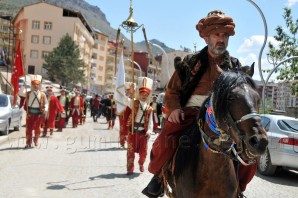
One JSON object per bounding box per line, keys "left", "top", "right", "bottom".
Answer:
{"left": 105, "top": 41, "right": 142, "bottom": 94}
{"left": 257, "top": 80, "right": 298, "bottom": 113}
{"left": 13, "top": 2, "right": 94, "bottom": 90}
{"left": 134, "top": 51, "right": 162, "bottom": 93}
{"left": 90, "top": 28, "right": 108, "bottom": 94}
{"left": 0, "top": 15, "right": 13, "bottom": 67}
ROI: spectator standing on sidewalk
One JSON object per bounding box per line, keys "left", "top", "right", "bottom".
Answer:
{"left": 92, "top": 94, "right": 100, "bottom": 122}
{"left": 106, "top": 94, "right": 116, "bottom": 129}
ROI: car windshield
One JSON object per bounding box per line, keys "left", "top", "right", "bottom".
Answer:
{"left": 277, "top": 119, "right": 298, "bottom": 132}
{"left": 0, "top": 95, "right": 8, "bottom": 107}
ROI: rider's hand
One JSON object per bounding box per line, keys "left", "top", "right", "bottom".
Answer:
{"left": 168, "top": 109, "right": 185, "bottom": 124}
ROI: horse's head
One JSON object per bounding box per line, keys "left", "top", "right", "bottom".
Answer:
{"left": 212, "top": 71, "right": 268, "bottom": 161}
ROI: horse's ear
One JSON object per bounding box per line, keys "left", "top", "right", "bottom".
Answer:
{"left": 249, "top": 62, "right": 255, "bottom": 77}
{"left": 241, "top": 62, "right": 255, "bottom": 77}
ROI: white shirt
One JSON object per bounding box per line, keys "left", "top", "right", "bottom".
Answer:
{"left": 27, "top": 91, "right": 48, "bottom": 111}
{"left": 124, "top": 97, "right": 153, "bottom": 134}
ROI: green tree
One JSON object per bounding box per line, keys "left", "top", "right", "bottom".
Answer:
{"left": 43, "top": 34, "right": 85, "bottom": 86}
{"left": 267, "top": 7, "right": 298, "bottom": 95}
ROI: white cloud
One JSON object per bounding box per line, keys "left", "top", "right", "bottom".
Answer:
{"left": 287, "top": 0, "right": 298, "bottom": 7}
{"left": 238, "top": 52, "right": 279, "bottom": 82}
{"left": 237, "top": 35, "right": 279, "bottom": 54}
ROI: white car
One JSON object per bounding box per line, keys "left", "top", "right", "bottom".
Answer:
{"left": 0, "top": 94, "right": 23, "bottom": 135}
{"left": 258, "top": 114, "right": 298, "bottom": 176}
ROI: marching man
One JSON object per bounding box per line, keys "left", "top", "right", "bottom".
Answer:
{"left": 118, "top": 82, "right": 133, "bottom": 148}
{"left": 126, "top": 77, "right": 154, "bottom": 175}
{"left": 20, "top": 75, "right": 47, "bottom": 148}
{"left": 42, "top": 86, "right": 64, "bottom": 137}
{"left": 69, "top": 88, "right": 83, "bottom": 128}
{"left": 56, "top": 88, "right": 69, "bottom": 131}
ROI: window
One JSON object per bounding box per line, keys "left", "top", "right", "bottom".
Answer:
{"left": 97, "top": 76, "right": 102, "bottom": 81}
{"left": 100, "top": 36, "right": 106, "bottom": 41}
{"left": 31, "top": 35, "right": 39, "bottom": 44}
{"left": 93, "top": 44, "right": 98, "bottom": 49}
{"left": 100, "top": 46, "right": 105, "bottom": 51}
{"left": 28, "top": 65, "right": 35, "bottom": 74}
{"left": 44, "top": 22, "right": 52, "bottom": 30}
{"left": 98, "top": 66, "right": 103, "bottom": 71}
{"left": 99, "top": 56, "right": 104, "bottom": 61}
{"left": 42, "top": 51, "right": 50, "bottom": 58}
{"left": 32, "top": 21, "right": 40, "bottom": 29}
{"left": 30, "top": 50, "right": 38, "bottom": 58}
{"left": 43, "top": 36, "right": 51, "bottom": 44}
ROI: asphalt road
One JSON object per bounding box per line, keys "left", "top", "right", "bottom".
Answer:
{"left": 0, "top": 112, "right": 297, "bottom": 198}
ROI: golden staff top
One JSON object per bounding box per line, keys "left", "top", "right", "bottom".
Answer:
{"left": 115, "top": 0, "right": 157, "bottom": 133}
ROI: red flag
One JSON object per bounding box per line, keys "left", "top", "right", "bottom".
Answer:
{"left": 11, "top": 41, "right": 24, "bottom": 105}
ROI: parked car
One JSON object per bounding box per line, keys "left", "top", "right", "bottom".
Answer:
{"left": 0, "top": 94, "right": 23, "bottom": 135}
{"left": 258, "top": 114, "right": 298, "bottom": 176}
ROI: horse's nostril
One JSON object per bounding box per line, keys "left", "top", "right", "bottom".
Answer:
{"left": 249, "top": 136, "right": 258, "bottom": 148}
{"left": 259, "top": 138, "right": 268, "bottom": 150}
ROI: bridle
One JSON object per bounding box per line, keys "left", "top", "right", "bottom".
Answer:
{"left": 198, "top": 96, "right": 260, "bottom": 166}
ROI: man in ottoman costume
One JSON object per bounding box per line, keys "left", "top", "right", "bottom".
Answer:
{"left": 69, "top": 88, "right": 83, "bottom": 128}
{"left": 126, "top": 77, "right": 153, "bottom": 175}
{"left": 118, "top": 82, "right": 134, "bottom": 148}
{"left": 143, "top": 10, "right": 258, "bottom": 197}
{"left": 21, "top": 75, "right": 47, "bottom": 148}
{"left": 56, "top": 88, "right": 69, "bottom": 131}
{"left": 42, "top": 86, "right": 64, "bottom": 137}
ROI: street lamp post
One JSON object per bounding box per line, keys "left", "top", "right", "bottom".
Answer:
{"left": 148, "top": 41, "right": 171, "bottom": 80}
{"left": 128, "top": 59, "right": 142, "bottom": 77}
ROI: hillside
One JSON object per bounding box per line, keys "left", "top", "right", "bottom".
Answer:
{"left": 0, "top": 0, "right": 175, "bottom": 54}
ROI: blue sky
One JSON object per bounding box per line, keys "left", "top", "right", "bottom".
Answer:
{"left": 86, "top": 0, "right": 298, "bottom": 81}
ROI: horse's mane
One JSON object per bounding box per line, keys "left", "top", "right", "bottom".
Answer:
{"left": 174, "top": 71, "right": 257, "bottom": 182}
{"left": 212, "top": 71, "right": 257, "bottom": 131}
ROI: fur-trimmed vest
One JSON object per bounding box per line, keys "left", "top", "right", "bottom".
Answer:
{"left": 127, "top": 100, "right": 153, "bottom": 133}
{"left": 174, "top": 46, "right": 241, "bottom": 107}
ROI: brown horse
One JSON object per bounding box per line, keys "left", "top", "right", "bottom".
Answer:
{"left": 164, "top": 71, "right": 268, "bottom": 198}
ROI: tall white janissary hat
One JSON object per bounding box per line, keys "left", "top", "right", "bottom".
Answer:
{"left": 31, "top": 74, "right": 42, "bottom": 85}
{"left": 138, "top": 77, "right": 153, "bottom": 95}
{"left": 124, "top": 82, "right": 136, "bottom": 90}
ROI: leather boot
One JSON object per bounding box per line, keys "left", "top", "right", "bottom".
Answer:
{"left": 146, "top": 175, "right": 164, "bottom": 196}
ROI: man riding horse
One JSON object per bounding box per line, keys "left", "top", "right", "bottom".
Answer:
{"left": 143, "top": 10, "right": 259, "bottom": 197}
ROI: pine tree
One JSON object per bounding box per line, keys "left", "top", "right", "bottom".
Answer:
{"left": 43, "top": 33, "right": 85, "bottom": 86}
